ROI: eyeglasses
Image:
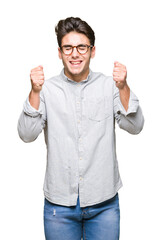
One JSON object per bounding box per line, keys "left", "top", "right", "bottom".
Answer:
{"left": 60, "top": 44, "right": 93, "bottom": 56}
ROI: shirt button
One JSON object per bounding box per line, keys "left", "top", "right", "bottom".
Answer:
{"left": 78, "top": 120, "right": 80, "bottom": 123}
{"left": 80, "top": 177, "right": 83, "bottom": 181}
{"left": 80, "top": 157, "right": 82, "bottom": 160}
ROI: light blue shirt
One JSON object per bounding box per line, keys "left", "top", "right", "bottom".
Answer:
{"left": 18, "top": 69, "right": 144, "bottom": 207}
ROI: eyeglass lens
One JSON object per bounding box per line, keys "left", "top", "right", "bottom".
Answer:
{"left": 62, "top": 45, "right": 91, "bottom": 55}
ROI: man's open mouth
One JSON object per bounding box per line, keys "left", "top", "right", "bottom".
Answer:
{"left": 69, "top": 61, "right": 82, "bottom": 65}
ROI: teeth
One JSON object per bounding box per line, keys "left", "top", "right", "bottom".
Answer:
{"left": 71, "top": 61, "right": 81, "bottom": 64}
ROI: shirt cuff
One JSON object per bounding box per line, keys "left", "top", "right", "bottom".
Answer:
{"left": 114, "top": 89, "right": 139, "bottom": 116}
{"left": 23, "top": 97, "right": 43, "bottom": 117}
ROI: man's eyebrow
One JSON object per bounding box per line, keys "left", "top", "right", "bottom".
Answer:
{"left": 62, "top": 44, "right": 88, "bottom": 47}
{"left": 62, "top": 44, "right": 72, "bottom": 47}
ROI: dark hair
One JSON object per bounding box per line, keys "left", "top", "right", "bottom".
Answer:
{"left": 55, "top": 17, "right": 95, "bottom": 48}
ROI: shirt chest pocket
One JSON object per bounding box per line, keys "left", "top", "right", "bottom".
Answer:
{"left": 86, "top": 96, "right": 112, "bottom": 122}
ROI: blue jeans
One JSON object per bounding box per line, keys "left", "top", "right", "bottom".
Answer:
{"left": 44, "top": 193, "right": 120, "bottom": 240}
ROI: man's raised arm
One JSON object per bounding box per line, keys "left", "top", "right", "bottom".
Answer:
{"left": 17, "top": 66, "right": 46, "bottom": 142}
{"left": 113, "top": 61, "right": 144, "bottom": 134}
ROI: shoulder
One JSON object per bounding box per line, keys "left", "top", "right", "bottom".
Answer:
{"left": 45, "top": 74, "right": 61, "bottom": 86}
{"left": 40, "top": 74, "right": 63, "bottom": 98}
{"left": 43, "top": 74, "right": 62, "bottom": 90}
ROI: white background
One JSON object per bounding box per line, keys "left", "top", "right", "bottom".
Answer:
{"left": 0, "top": 0, "right": 162, "bottom": 239}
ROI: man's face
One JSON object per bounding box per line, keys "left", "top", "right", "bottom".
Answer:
{"left": 58, "top": 31, "right": 95, "bottom": 82}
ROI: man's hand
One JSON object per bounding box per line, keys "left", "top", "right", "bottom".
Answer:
{"left": 113, "top": 61, "right": 130, "bottom": 111}
{"left": 29, "top": 65, "right": 44, "bottom": 110}
{"left": 30, "top": 65, "right": 44, "bottom": 93}
{"left": 113, "top": 61, "right": 127, "bottom": 89}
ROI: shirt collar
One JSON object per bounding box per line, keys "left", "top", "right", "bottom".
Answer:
{"left": 60, "top": 68, "right": 92, "bottom": 84}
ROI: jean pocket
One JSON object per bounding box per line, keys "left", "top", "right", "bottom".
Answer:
{"left": 87, "top": 96, "right": 112, "bottom": 122}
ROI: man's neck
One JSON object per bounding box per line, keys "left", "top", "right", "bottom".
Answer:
{"left": 64, "top": 69, "right": 90, "bottom": 83}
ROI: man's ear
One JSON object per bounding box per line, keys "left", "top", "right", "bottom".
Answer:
{"left": 58, "top": 47, "right": 62, "bottom": 59}
{"left": 91, "top": 46, "right": 96, "bottom": 59}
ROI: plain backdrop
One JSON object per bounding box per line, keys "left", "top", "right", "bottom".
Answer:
{"left": 0, "top": 0, "right": 162, "bottom": 239}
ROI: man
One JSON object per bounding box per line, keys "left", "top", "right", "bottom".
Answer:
{"left": 18, "top": 17, "right": 144, "bottom": 240}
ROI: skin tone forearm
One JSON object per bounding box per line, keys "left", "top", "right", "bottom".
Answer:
{"left": 29, "top": 65, "right": 45, "bottom": 110}
{"left": 113, "top": 61, "right": 130, "bottom": 111}
{"left": 119, "top": 83, "right": 130, "bottom": 111}
{"left": 29, "top": 90, "right": 40, "bottom": 110}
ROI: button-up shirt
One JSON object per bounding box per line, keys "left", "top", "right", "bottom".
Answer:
{"left": 18, "top": 69, "right": 144, "bottom": 207}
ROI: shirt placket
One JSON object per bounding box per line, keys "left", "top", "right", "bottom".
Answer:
{"left": 75, "top": 84, "right": 84, "bottom": 199}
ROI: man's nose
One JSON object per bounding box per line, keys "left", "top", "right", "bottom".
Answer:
{"left": 71, "top": 47, "right": 79, "bottom": 57}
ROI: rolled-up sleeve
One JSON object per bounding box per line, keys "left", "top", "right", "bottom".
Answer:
{"left": 17, "top": 91, "right": 46, "bottom": 142}
{"left": 114, "top": 86, "right": 144, "bottom": 134}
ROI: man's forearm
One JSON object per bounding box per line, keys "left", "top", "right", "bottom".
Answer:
{"left": 29, "top": 90, "right": 40, "bottom": 110}
{"left": 119, "top": 84, "right": 130, "bottom": 111}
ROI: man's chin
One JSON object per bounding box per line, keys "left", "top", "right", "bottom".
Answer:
{"left": 64, "top": 67, "right": 89, "bottom": 81}
{"left": 69, "top": 68, "right": 82, "bottom": 75}
{"left": 67, "top": 69, "right": 82, "bottom": 77}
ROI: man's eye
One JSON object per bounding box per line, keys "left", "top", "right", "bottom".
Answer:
{"left": 65, "top": 46, "right": 72, "bottom": 50}
{"left": 78, "top": 45, "right": 86, "bottom": 50}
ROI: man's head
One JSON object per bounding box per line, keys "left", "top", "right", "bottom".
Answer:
{"left": 55, "top": 17, "right": 96, "bottom": 82}
{"left": 55, "top": 17, "right": 95, "bottom": 48}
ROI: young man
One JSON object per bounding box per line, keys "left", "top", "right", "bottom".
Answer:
{"left": 18, "top": 17, "right": 144, "bottom": 240}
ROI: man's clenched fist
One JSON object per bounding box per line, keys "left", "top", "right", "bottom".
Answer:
{"left": 30, "top": 65, "right": 44, "bottom": 92}
{"left": 113, "top": 61, "right": 127, "bottom": 89}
